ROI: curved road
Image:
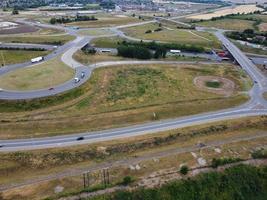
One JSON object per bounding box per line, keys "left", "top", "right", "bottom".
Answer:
{"left": 0, "top": 18, "right": 267, "bottom": 151}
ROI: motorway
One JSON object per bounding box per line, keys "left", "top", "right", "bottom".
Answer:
{"left": 0, "top": 18, "right": 267, "bottom": 151}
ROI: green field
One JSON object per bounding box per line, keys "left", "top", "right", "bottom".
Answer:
{"left": 0, "top": 34, "right": 75, "bottom": 45}
{"left": 0, "top": 58, "right": 74, "bottom": 90}
{"left": 0, "top": 50, "right": 49, "bottom": 66}
{"left": 121, "top": 23, "right": 221, "bottom": 48}
{"left": 195, "top": 18, "right": 254, "bottom": 31}
{"left": 0, "top": 63, "right": 251, "bottom": 139}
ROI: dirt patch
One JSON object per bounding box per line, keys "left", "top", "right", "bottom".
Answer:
{"left": 0, "top": 23, "right": 38, "bottom": 35}
{"left": 194, "top": 76, "right": 235, "bottom": 96}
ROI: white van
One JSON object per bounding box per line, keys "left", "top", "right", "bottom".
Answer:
{"left": 74, "top": 77, "right": 80, "bottom": 83}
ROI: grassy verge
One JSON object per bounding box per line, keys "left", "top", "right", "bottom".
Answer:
{"left": 78, "top": 29, "right": 115, "bottom": 36}
{"left": 0, "top": 116, "right": 267, "bottom": 200}
{"left": 0, "top": 63, "right": 251, "bottom": 139}
{"left": 121, "top": 23, "right": 221, "bottom": 49}
{"left": 0, "top": 50, "right": 49, "bottom": 66}
{"left": 0, "top": 35, "right": 75, "bottom": 45}
{"left": 233, "top": 40, "right": 267, "bottom": 56}
{"left": 0, "top": 58, "right": 74, "bottom": 90}
{"left": 91, "top": 36, "right": 125, "bottom": 48}
{"left": 73, "top": 50, "right": 207, "bottom": 65}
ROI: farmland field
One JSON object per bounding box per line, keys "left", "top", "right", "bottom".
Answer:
{"left": 187, "top": 5, "right": 263, "bottom": 20}
{"left": 194, "top": 18, "right": 254, "bottom": 31}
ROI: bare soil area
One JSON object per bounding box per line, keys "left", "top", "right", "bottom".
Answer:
{"left": 194, "top": 76, "right": 235, "bottom": 96}
{"left": 0, "top": 23, "right": 38, "bottom": 35}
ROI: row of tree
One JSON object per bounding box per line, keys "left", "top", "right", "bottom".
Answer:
{"left": 227, "top": 29, "right": 267, "bottom": 46}
{"left": 50, "top": 15, "right": 97, "bottom": 24}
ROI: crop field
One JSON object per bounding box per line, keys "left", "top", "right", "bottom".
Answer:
{"left": 194, "top": 18, "right": 254, "bottom": 31}
{"left": 0, "top": 63, "right": 251, "bottom": 139}
{"left": 0, "top": 116, "right": 266, "bottom": 200}
{"left": 121, "top": 23, "right": 221, "bottom": 48}
{"left": 0, "top": 50, "right": 49, "bottom": 66}
{"left": 67, "top": 14, "right": 142, "bottom": 28}
{"left": 187, "top": 5, "right": 263, "bottom": 20}
{"left": 0, "top": 58, "right": 74, "bottom": 90}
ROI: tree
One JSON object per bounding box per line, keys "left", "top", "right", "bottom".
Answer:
{"left": 122, "top": 176, "right": 133, "bottom": 185}
{"left": 12, "top": 8, "right": 19, "bottom": 15}
{"left": 50, "top": 18, "right": 56, "bottom": 25}
{"left": 180, "top": 165, "right": 189, "bottom": 175}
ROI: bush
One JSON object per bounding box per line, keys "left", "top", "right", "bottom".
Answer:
{"left": 145, "top": 30, "right": 152, "bottom": 34}
{"left": 122, "top": 176, "right": 133, "bottom": 186}
{"left": 251, "top": 149, "right": 267, "bottom": 159}
{"left": 211, "top": 157, "right": 243, "bottom": 168}
{"left": 180, "top": 165, "right": 189, "bottom": 175}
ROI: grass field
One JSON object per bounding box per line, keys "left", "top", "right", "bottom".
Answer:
{"left": 0, "top": 58, "right": 74, "bottom": 90}
{"left": 91, "top": 36, "right": 125, "bottom": 48}
{"left": 67, "top": 15, "right": 142, "bottom": 28}
{"left": 0, "top": 63, "right": 251, "bottom": 139}
{"left": 0, "top": 116, "right": 266, "bottom": 200}
{"left": 195, "top": 18, "right": 254, "bottom": 31}
{"left": 121, "top": 23, "right": 221, "bottom": 48}
{"left": 0, "top": 34, "right": 75, "bottom": 45}
{"left": 0, "top": 50, "right": 49, "bottom": 66}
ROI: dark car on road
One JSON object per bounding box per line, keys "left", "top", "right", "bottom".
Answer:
{"left": 76, "top": 136, "right": 84, "bottom": 141}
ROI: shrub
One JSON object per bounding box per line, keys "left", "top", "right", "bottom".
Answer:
{"left": 211, "top": 157, "right": 243, "bottom": 168}
{"left": 180, "top": 165, "right": 189, "bottom": 175}
{"left": 145, "top": 30, "right": 152, "bottom": 34}
{"left": 122, "top": 176, "right": 133, "bottom": 185}
{"left": 251, "top": 149, "right": 267, "bottom": 159}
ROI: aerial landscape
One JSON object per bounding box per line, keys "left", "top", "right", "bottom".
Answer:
{"left": 0, "top": 0, "right": 267, "bottom": 199}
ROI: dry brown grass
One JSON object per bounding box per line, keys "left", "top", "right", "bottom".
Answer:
{"left": 0, "top": 63, "right": 251, "bottom": 139}
{"left": 1, "top": 116, "right": 267, "bottom": 200}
